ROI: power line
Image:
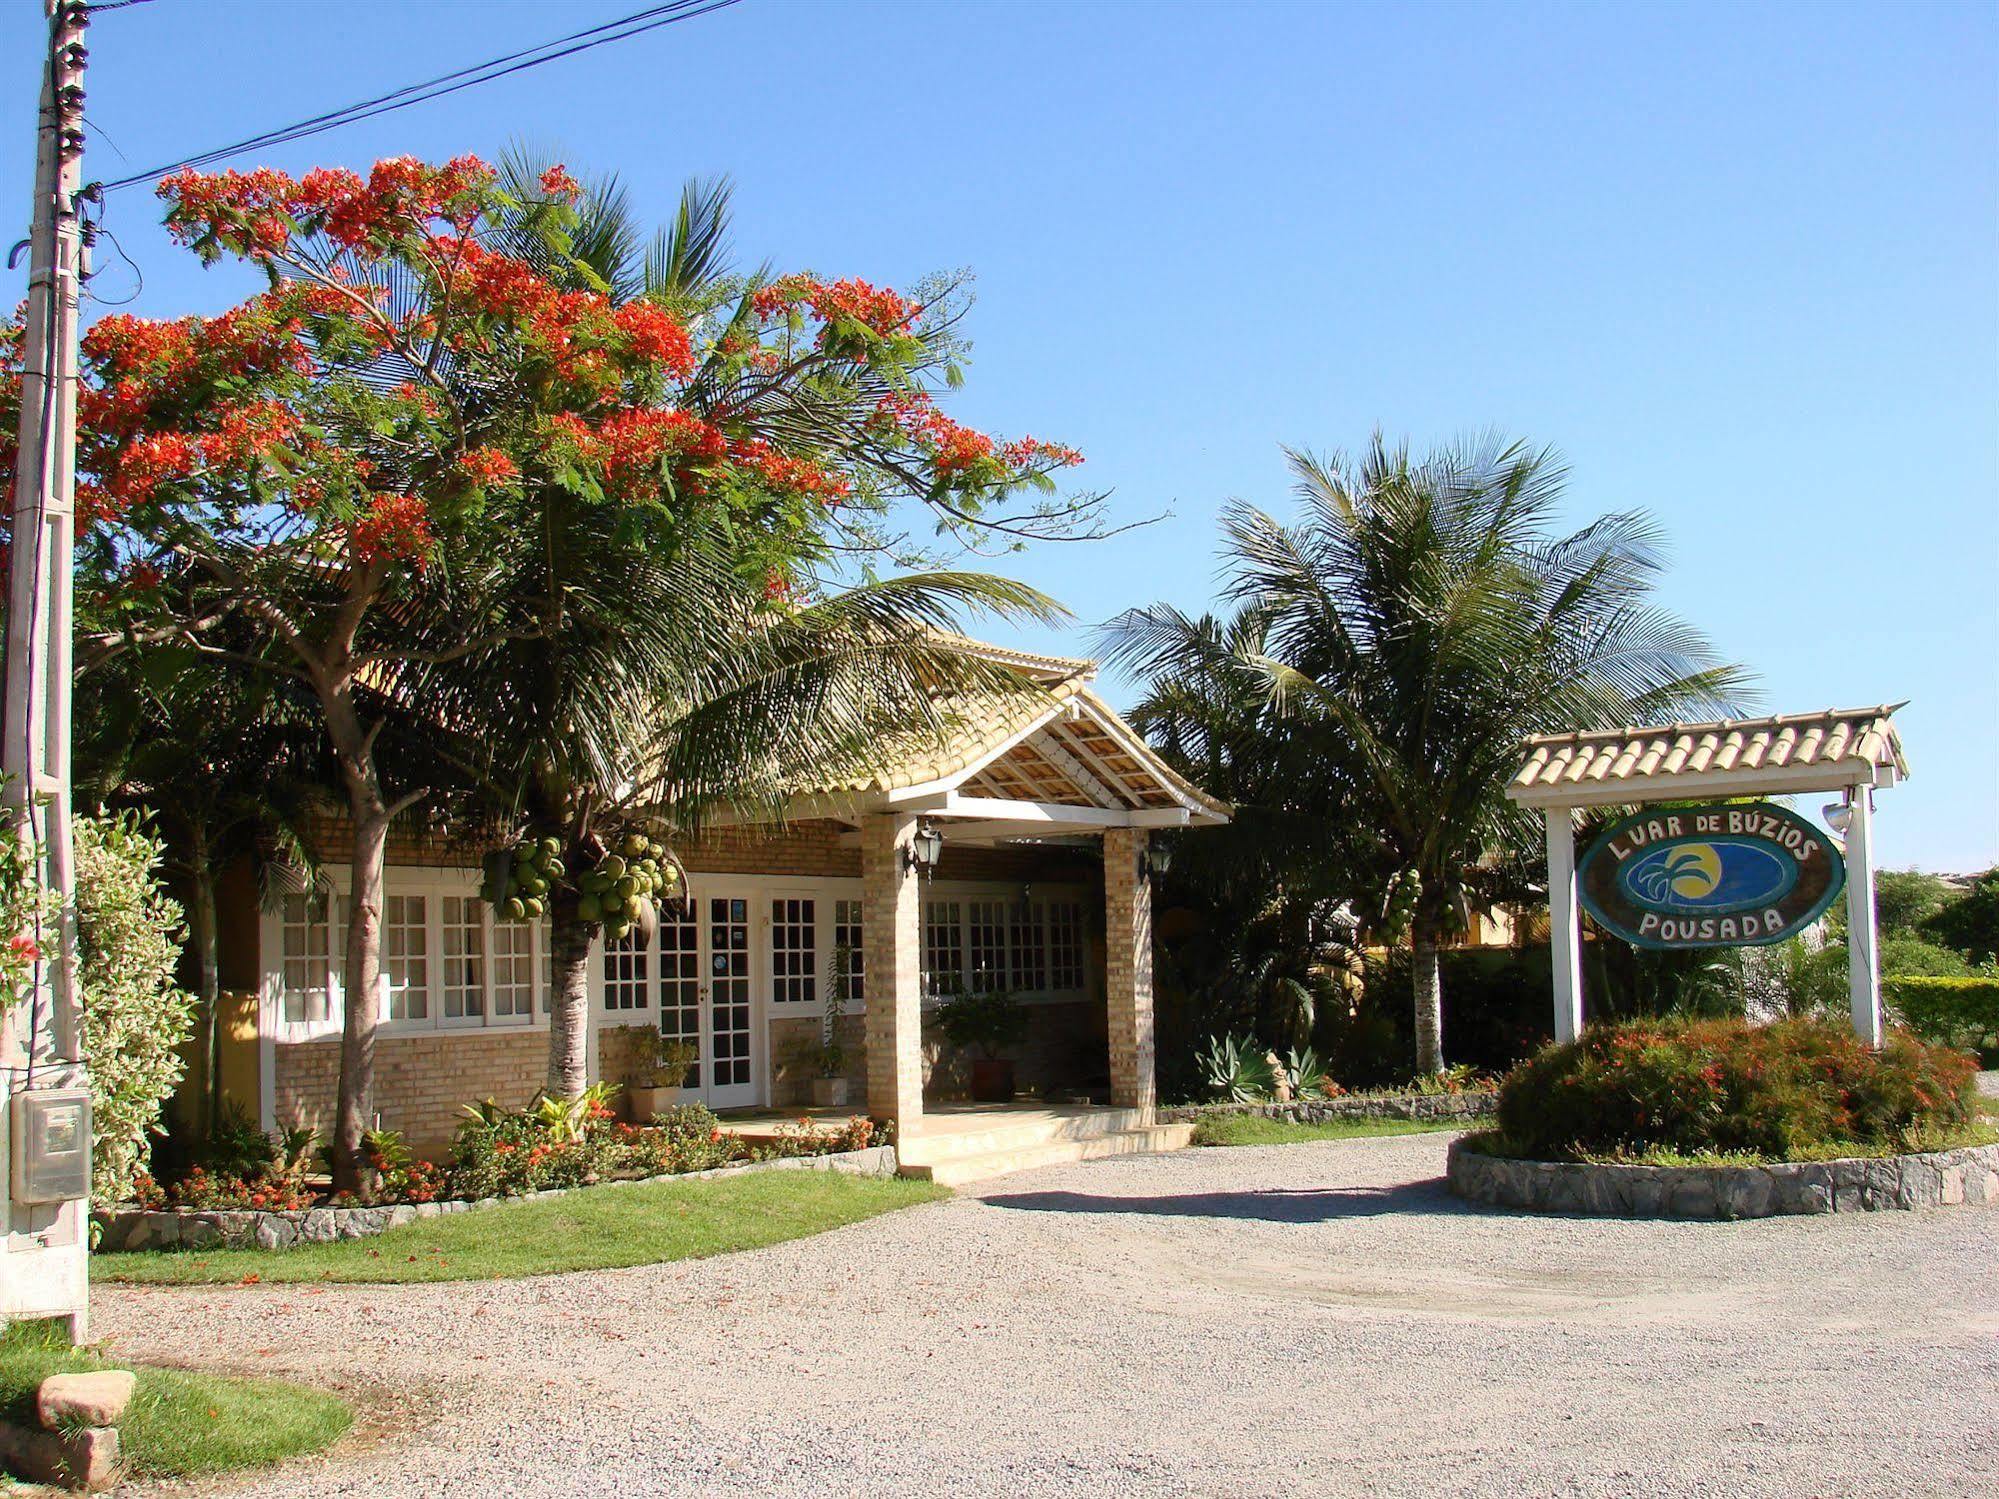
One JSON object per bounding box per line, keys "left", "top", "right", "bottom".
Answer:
{"left": 96, "top": 0, "right": 742, "bottom": 194}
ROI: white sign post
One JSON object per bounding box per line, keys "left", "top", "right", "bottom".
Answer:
{"left": 1508, "top": 708, "right": 1907, "bottom": 1048}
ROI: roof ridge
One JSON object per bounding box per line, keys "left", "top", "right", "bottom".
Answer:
{"left": 1521, "top": 703, "right": 1906, "bottom": 749}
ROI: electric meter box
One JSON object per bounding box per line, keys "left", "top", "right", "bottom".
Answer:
{"left": 11, "top": 1088, "right": 91, "bottom": 1205}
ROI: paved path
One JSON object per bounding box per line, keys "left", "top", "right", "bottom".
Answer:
{"left": 101, "top": 1134, "right": 1997, "bottom": 1498}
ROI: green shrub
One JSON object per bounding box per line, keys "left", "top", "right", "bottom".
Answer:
{"left": 1879, "top": 937, "right": 1974, "bottom": 979}
{"left": 1493, "top": 1016, "right": 1975, "bottom": 1162}
{"left": 930, "top": 987, "right": 1027, "bottom": 1058}
{"left": 1885, "top": 976, "right": 1999, "bottom": 1052}
{"left": 1200, "top": 1033, "right": 1276, "bottom": 1101}
{"left": 75, "top": 812, "right": 196, "bottom": 1207}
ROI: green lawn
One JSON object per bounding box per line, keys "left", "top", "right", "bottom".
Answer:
{"left": 97, "top": 1170, "right": 951, "bottom": 1286}
{"left": 1190, "top": 1114, "right": 1468, "bottom": 1148}
{"left": 0, "top": 1321, "right": 351, "bottom": 1481}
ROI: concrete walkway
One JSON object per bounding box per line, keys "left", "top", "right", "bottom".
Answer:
{"left": 101, "top": 1132, "right": 1996, "bottom": 1498}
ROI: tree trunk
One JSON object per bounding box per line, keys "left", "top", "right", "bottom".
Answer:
{"left": 1412, "top": 925, "right": 1445, "bottom": 1075}
{"left": 546, "top": 883, "right": 593, "bottom": 1097}
{"left": 325, "top": 690, "right": 391, "bottom": 1196}
{"left": 187, "top": 827, "right": 223, "bottom": 1138}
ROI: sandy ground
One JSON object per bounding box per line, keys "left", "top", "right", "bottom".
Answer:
{"left": 98, "top": 1131, "right": 1998, "bottom": 1499}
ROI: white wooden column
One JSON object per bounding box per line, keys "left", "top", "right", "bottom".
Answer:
{"left": 1844, "top": 788, "right": 1883, "bottom": 1047}
{"left": 1545, "top": 806, "right": 1584, "bottom": 1044}
{"left": 861, "top": 813, "right": 925, "bottom": 1128}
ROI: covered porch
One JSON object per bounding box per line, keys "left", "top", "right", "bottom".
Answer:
{"left": 769, "top": 641, "right": 1229, "bottom": 1164}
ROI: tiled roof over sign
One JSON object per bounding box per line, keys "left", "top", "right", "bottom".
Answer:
{"left": 1508, "top": 705, "right": 1908, "bottom": 803}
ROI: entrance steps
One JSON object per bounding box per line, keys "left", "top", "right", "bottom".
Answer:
{"left": 896, "top": 1106, "right": 1194, "bottom": 1187}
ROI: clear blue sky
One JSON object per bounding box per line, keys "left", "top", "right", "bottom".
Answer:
{"left": 5, "top": 0, "right": 1993, "bottom": 871}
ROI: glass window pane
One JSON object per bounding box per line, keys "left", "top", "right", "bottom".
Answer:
{"left": 383, "top": 893, "right": 429, "bottom": 1021}
{"left": 923, "top": 899, "right": 964, "bottom": 998}
{"left": 771, "top": 897, "right": 817, "bottom": 1005}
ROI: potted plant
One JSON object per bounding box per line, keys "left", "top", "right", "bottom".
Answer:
{"left": 625, "top": 1033, "right": 700, "bottom": 1123}
{"left": 933, "top": 987, "right": 1028, "bottom": 1102}
{"left": 812, "top": 943, "right": 855, "bottom": 1107}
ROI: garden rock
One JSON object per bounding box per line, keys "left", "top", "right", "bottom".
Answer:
{"left": 0, "top": 1420, "right": 119, "bottom": 1491}
{"left": 36, "top": 1371, "right": 135, "bottom": 1431}
{"left": 1447, "top": 1138, "right": 1999, "bottom": 1220}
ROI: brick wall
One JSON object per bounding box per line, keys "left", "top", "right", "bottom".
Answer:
{"left": 297, "top": 813, "right": 1093, "bottom": 885}
{"left": 1103, "top": 827, "right": 1156, "bottom": 1113}
{"left": 255, "top": 817, "right": 1109, "bottom": 1136}
{"left": 273, "top": 1029, "right": 548, "bottom": 1155}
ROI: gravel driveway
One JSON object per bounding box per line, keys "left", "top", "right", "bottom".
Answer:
{"left": 98, "top": 1132, "right": 1997, "bottom": 1499}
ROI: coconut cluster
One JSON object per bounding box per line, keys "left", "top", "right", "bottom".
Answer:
{"left": 482, "top": 837, "right": 565, "bottom": 922}
{"left": 480, "top": 832, "right": 679, "bottom": 943}
{"left": 576, "top": 833, "right": 679, "bottom": 943}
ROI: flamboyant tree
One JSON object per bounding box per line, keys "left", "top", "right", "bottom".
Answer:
{"left": 19, "top": 154, "right": 1088, "bottom": 1182}
{"left": 424, "top": 154, "right": 1076, "bottom": 1096}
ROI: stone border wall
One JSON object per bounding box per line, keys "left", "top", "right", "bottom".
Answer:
{"left": 1446, "top": 1136, "right": 1999, "bottom": 1219}
{"left": 96, "top": 1144, "right": 897, "bottom": 1252}
{"left": 1163, "top": 1089, "right": 1498, "bottom": 1127}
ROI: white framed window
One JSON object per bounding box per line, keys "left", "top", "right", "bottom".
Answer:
{"left": 658, "top": 897, "right": 700, "bottom": 1083}
{"left": 383, "top": 893, "right": 430, "bottom": 1022}
{"left": 923, "top": 899, "right": 963, "bottom": 997}
{"left": 271, "top": 868, "right": 544, "bottom": 1039}
{"left": 1048, "top": 899, "right": 1086, "bottom": 991}
{"left": 441, "top": 896, "right": 486, "bottom": 1023}
{"left": 603, "top": 927, "right": 651, "bottom": 1013}
{"left": 491, "top": 918, "right": 536, "bottom": 1020}
{"left": 967, "top": 899, "right": 1008, "bottom": 991}
{"left": 1009, "top": 900, "right": 1047, "bottom": 993}
{"left": 770, "top": 896, "right": 817, "bottom": 1005}
{"left": 280, "top": 893, "right": 333, "bottom": 1024}
{"left": 833, "top": 898, "right": 864, "bottom": 1008}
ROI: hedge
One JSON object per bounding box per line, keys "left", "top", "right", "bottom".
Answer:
{"left": 1885, "top": 976, "right": 1999, "bottom": 1052}
{"left": 1492, "top": 1016, "right": 1976, "bottom": 1162}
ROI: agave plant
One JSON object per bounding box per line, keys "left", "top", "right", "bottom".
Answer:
{"left": 1282, "top": 1046, "right": 1333, "bottom": 1101}
{"left": 1201, "top": 1033, "right": 1277, "bottom": 1103}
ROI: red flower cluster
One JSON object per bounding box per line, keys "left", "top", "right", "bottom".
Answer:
{"left": 752, "top": 275, "right": 918, "bottom": 338}
{"left": 866, "top": 391, "right": 1081, "bottom": 480}
{"left": 729, "top": 436, "right": 852, "bottom": 502}
{"left": 612, "top": 300, "right": 695, "bottom": 374}
{"left": 349, "top": 492, "right": 435, "bottom": 564}
{"left": 443, "top": 239, "right": 698, "bottom": 383}
{"left": 456, "top": 446, "right": 519, "bottom": 487}
{"left": 538, "top": 164, "right": 583, "bottom": 202}
{"left": 159, "top": 154, "right": 496, "bottom": 258}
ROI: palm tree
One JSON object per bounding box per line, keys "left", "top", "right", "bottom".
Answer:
{"left": 427, "top": 526, "right": 1058, "bottom": 1094}
{"left": 429, "top": 153, "right": 1063, "bottom": 1095}
{"left": 1104, "top": 433, "right": 1750, "bottom": 1074}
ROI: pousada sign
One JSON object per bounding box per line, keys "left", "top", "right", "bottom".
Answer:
{"left": 1578, "top": 802, "right": 1846, "bottom": 950}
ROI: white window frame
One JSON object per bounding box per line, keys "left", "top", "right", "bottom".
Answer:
{"left": 263, "top": 865, "right": 550, "bottom": 1045}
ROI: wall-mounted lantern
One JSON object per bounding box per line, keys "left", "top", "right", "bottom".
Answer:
{"left": 904, "top": 823, "right": 944, "bottom": 875}
{"left": 1138, "top": 838, "right": 1173, "bottom": 880}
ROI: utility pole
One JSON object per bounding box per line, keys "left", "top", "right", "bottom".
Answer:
{"left": 2, "top": 0, "right": 92, "bottom": 1345}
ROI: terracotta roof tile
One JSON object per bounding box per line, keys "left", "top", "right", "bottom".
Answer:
{"left": 1510, "top": 705, "right": 1908, "bottom": 800}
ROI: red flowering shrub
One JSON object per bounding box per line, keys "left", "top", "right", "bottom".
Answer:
{"left": 1493, "top": 1017, "right": 1977, "bottom": 1162}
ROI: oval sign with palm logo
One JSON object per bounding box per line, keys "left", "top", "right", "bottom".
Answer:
{"left": 1578, "top": 802, "right": 1845, "bottom": 950}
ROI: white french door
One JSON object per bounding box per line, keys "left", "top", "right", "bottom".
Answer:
{"left": 644, "top": 882, "right": 763, "bottom": 1109}
{"left": 697, "top": 883, "right": 762, "bottom": 1109}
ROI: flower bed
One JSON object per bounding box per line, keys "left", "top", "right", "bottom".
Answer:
{"left": 109, "top": 1092, "right": 894, "bottom": 1250}
{"left": 1442, "top": 1016, "right": 1996, "bottom": 1219}
{"left": 1492, "top": 1016, "right": 1976, "bottom": 1162}
{"left": 96, "top": 1141, "right": 898, "bottom": 1252}
{"left": 1447, "top": 1134, "right": 1999, "bottom": 1219}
